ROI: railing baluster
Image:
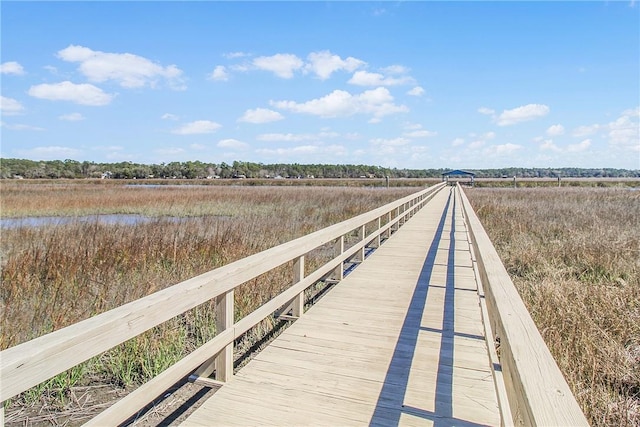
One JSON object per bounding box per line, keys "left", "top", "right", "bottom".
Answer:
{"left": 334, "top": 235, "right": 345, "bottom": 281}
{"left": 215, "top": 290, "right": 234, "bottom": 382}
{"left": 357, "top": 225, "right": 366, "bottom": 262}
{"left": 292, "top": 256, "right": 305, "bottom": 317}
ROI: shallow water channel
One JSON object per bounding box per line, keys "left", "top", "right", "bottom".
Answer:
{"left": 0, "top": 214, "right": 185, "bottom": 229}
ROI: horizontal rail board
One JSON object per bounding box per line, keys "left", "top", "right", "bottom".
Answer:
{"left": 1, "top": 183, "right": 445, "bottom": 406}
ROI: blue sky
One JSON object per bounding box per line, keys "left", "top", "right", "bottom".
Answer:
{"left": 1, "top": 1, "right": 639, "bottom": 169}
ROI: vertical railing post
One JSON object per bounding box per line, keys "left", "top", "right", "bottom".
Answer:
{"left": 191, "top": 289, "right": 234, "bottom": 382}
{"left": 375, "top": 217, "right": 381, "bottom": 247}
{"left": 357, "top": 225, "right": 366, "bottom": 262}
{"left": 333, "top": 235, "right": 344, "bottom": 280}
{"left": 214, "top": 290, "right": 234, "bottom": 382}
{"left": 292, "top": 256, "right": 305, "bottom": 317}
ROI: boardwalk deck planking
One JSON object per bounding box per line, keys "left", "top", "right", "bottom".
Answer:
{"left": 182, "top": 187, "right": 502, "bottom": 426}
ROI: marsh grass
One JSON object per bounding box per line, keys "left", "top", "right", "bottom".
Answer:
{"left": 466, "top": 187, "right": 639, "bottom": 426}
{"left": 1, "top": 183, "right": 416, "bottom": 421}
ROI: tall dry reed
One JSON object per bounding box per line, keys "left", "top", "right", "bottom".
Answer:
{"left": 466, "top": 187, "right": 639, "bottom": 426}
{"left": 1, "top": 184, "right": 416, "bottom": 417}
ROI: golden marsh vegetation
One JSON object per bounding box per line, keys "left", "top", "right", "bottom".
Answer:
{"left": 466, "top": 187, "right": 639, "bottom": 426}
{"left": 1, "top": 182, "right": 416, "bottom": 420}
{"left": 1, "top": 181, "right": 638, "bottom": 426}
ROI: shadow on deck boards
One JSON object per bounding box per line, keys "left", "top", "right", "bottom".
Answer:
{"left": 369, "top": 188, "right": 488, "bottom": 427}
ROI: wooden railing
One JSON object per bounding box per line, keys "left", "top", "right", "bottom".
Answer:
{"left": 0, "top": 182, "right": 446, "bottom": 426}
{"left": 457, "top": 184, "right": 589, "bottom": 426}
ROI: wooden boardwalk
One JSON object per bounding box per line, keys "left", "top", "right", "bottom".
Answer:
{"left": 182, "top": 187, "right": 502, "bottom": 426}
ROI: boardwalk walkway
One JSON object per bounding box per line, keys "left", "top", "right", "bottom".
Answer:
{"left": 182, "top": 186, "right": 502, "bottom": 426}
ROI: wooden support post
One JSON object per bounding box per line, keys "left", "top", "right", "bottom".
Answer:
{"left": 357, "top": 225, "right": 366, "bottom": 262}
{"left": 292, "top": 256, "right": 304, "bottom": 317}
{"left": 192, "top": 290, "right": 234, "bottom": 381}
{"left": 383, "top": 212, "right": 391, "bottom": 239}
{"left": 214, "top": 290, "right": 234, "bottom": 382}
{"left": 375, "top": 217, "right": 381, "bottom": 247}
{"left": 333, "top": 235, "right": 344, "bottom": 280}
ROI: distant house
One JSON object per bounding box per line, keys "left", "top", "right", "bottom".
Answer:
{"left": 441, "top": 169, "right": 476, "bottom": 186}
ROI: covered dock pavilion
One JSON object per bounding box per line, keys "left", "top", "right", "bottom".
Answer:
{"left": 441, "top": 169, "right": 476, "bottom": 186}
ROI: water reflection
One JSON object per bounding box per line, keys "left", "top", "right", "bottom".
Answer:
{"left": 0, "top": 214, "right": 185, "bottom": 229}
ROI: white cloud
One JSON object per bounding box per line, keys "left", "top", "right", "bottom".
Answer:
{"left": 172, "top": 120, "right": 222, "bottom": 135}
{"left": 407, "top": 86, "right": 425, "bottom": 96}
{"left": 478, "top": 107, "right": 495, "bottom": 115}
{"left": 469, "top": 140, "right": 485, "bottom": 149}
{"left": 607, "top": 108, "right": 640, "bottom": 152}
{"left": 546, "top": 124, "right": 565, "bottom": 136}
{"left": 1, "top": 61, "right": 25, "bottom": 75}
{"left": 403, "top": 130, "right": 437, "bottom": 138}
{"left": 217, "top": 139, "right": 249, "bottom": 150}
{"left": 224, "top": 52, "right": 250, "bottom": 59}
{"left": 572, "top": 124, "right": 600, "bottom": 137}
{"left": 451, "top": 138, "right": 465, "bottom": 147}
{"left": 484, "top": 143, "right": 522, "bottom": 155}
{"left": 271, "top": 87, "right": 408, "bottom": 121}
{"left": 0, "top": 121, "right": 45, "bottom": 131}
{"left": 253, "top": 53, "right": 303, "bottom": 78}
{"left": 540, "top": 139, "right": 562, "bottom": 152}
{"left": 16, "top": 146, "right": 80, "bottom": 159}
{"left": 257, "top": 131, "right": 339, "bottom": 142}
{"left": 161, "top": 113, "right": 179, "bottom": 120}
{"left": 348, "top": 70, "right": 415, "bottom": 86}
{"left": 403, "top": 122, "right": 423, "bottom": 131}
{"left": 44, "top": 65, "right": 58, "bottom": 74}
{"left": 496, "top": 104, "right": 550, "bottom": 126}
{"left": 304, "top": 51, "right": 365, "bottom": 80}
{"left": 256, "top": 144, "right": 348, "bottom": 160}
{"left": 238, "top": 108, "right": 284, "bottom": 124}
{"left": 1, "top": 96, "right": 25, "bottom": 115}
{"left": 370, "top": 137, "right": 420, "bottom": 157}
{"left": 567, "top": 139, "right": 591, "bottom": 152}
{"left": 209, "top": 65, "right": 229, "bottom": 81}
{"left": 57, "top": 45, "right": 185, "bottom": 90}
{"left": 370, "top": 137, "right": 411, "bottom": 147}
{"left": 28, "top": 81, "right": 114, "bottom": 106}
{"left": 58, "top": 112, "right": 84, "bottom": 121}
{"left": 382, "top": 65, "right": 410, "bottom": 75}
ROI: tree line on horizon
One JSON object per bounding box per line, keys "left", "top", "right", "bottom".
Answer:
{"left": 0, "top": 158, "right": 638, "bottom": 180}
